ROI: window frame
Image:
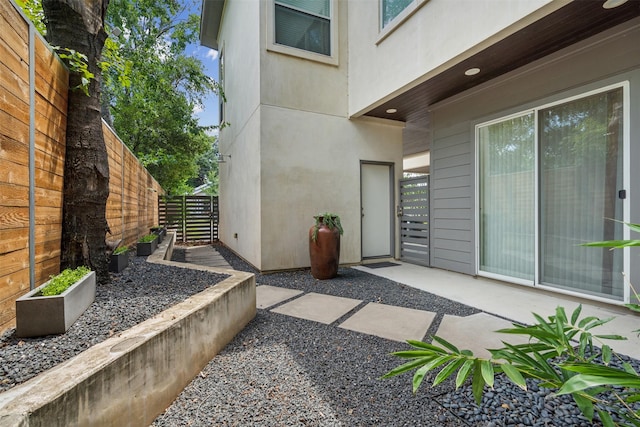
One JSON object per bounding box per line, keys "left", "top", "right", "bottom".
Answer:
{"left": 266, "top": 0, "right": 339, "bottom": 66}
{"left": 218, "top": 45, "right": 225, "bottom": 126}
{"left": 377, "top": 0, "right": 429, "bottom": 45}
{"left": 473, "top": 81, "right": 631, "bottom": 304}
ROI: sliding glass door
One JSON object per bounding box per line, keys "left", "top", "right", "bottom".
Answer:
{"left": 539, "top": 88, "right": 624, "bottom": 298}
{"left": 478, "top": 113, "right": 535, "bottom": 282}
{"left": 478, "top": 86, "right": 625, "bottom": 300}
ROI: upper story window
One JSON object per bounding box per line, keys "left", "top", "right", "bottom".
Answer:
{"left": 218, "top": 48, "right": 225, "bottom": 125}
{"left": 275, "top": 0, "right": 331, "bottom": 56}
{"left": 268, "top": 0, "right": 338, "bottom": 65}
{"left": 381, "top": 0, "right": 412, "bottom": 28}
{"left": 377, "top": 0, "right": 429, "bottom": 44}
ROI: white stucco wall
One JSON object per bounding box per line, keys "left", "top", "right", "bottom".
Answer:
{"left": 259, "top": 0, "right": 348, "bottom": 117}
{"left": 347, "top": 0, "right": 559, "bottom": 117}
{"left": 259, "top": 105, "right": 403, "bottom": 271}
{"left": 217, "top": 0, "right": 263, "bottom": 267}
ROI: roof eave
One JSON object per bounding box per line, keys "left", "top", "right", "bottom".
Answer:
{"left": 199, "top": 0, "right": 226, "bottom": 50}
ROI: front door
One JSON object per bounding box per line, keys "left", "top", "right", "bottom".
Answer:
{"left": 361, "top": 162, "right": 394, "bottom": 258}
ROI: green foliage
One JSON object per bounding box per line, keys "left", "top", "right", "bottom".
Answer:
{"left": 40, "top": 266, "right": 91, "bottom": 296}
{"left": 15, "top": 0, "right": 46, "bottom": 35}
{"left": 102, "top": 0, "right": 220, "bottom": 193}
{"left": 186, "top": 138, "right": 220, "bottom": 195}
{"left": 138, "top": 234, "right": 157, "bottom": 243}
{"left": 580, "top": 221, "right": 640, "bottom": 314}
{"left": 384, "top": 305, "right": 640, "bottom": 426}
{"left": 16, "top": 0, "right": 94, "bottom": 96}
{"left": 112, "top": 246, "right": 128, "bottom": 255}
{"left": 53, "top": 47, "right": 95, "bottom": 96}
{"left": 311, "top": 213, "right": 343, "bottom": 242}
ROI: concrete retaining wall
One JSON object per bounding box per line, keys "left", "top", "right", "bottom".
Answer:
{"left": 0, "top": 233, "right": 256, "bottom": 426}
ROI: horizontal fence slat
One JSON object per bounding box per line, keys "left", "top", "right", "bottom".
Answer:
{"left": 400, "top": 175, "right": 430, "bottom": 267}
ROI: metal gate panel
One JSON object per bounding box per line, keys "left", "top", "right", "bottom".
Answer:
{"left": 159, "top": 195, "right": 219, "bottom": 243}
{"left": 399, "top": 176, "right": 430, "bottom": 266}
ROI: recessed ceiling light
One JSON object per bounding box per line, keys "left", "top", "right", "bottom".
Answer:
{"left": 386, "top": 108, "right": 397, "bottom": 114}
{"left": 465, "top": 67, "right": 480, "bottom": 76}
{"left": 603, "top": 0, "right": 628, "bottom": 8}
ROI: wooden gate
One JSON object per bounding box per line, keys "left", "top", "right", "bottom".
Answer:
{"left": 158, "top": 195, "right": 219, "bottom": 243}
{"left": 399, "top": 176, "right": 430, "bottom": 266}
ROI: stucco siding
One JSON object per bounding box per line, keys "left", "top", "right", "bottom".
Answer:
{"left": 216, "top": 0, "right": 262, "bottom": 268}
{"left": 347, "top": 0, "right": 557, "bottom": 117}
{"left": 429, "top": 19, "right": 640, "bottom": 286}
{"left": 260, "top": 0, "right": 348, "bottom": 117}
{"left": 259, "top": 106, "right": 403, "bottom": 271}
{"left": 218, "top": 109, "right": 262, "bottom": 269}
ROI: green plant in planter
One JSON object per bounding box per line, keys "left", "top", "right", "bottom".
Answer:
{"left": 138, "top": 234, "right": 157, "bottom": 243}
{"left": 311, "top": 212, "right": 343, "bottom": 242}
{"left": 40, "top": 266, "right": 91, "bottom": 296}
{"left": 113, "top": 246, "right": 128, "bottom": 255}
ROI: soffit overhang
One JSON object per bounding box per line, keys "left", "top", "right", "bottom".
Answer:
{"left": 200, "top": 0, "right": 226, "bottom": 50}
{"left": 364, "top": 0, "right": 640, "bottom": 125}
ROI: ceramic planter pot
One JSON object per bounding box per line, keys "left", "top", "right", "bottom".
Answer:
{"left": 109, "top": 251, "right": 129, "bottom": 273}
{"left": 15, "top": 271, "right": 96, "bottom": 337}
{"left": 309, "top": 218, "right": 341, "bottom": 280}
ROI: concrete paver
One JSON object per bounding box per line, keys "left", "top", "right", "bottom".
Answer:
{"left": 184, "top": 245, "right": 232, "bottom": 269}
{"left": 338, "top": 302, "right": 436, "bottom": 342}
{"left": 435, "top": 313, "right": 529, "bottom": 359}
{"left": 180, "top": 247, "right": 640, "bottom": 359}
{"left": 256, "top": 285, "right": 304, "bottom": 309}
{"left": 270, "top": 293, "right": 362, "bottom": 324}
{"left": 355, "top": 262, "right": 640, "bottom": 359}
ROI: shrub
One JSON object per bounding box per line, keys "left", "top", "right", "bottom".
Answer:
{"left": 385, "top": 221, "right": 640, "bottom": 426}
{"left": 113, "top": 246, "right": 128, "bottom": 255}
{"left": 384, "top": 305, "right": 640, "bottom": 426}
{"left": 40, "top": 266, "right": 91, "bottom": 296}
{"left": 138, "top": 234, "right": 157, "bottom": 243}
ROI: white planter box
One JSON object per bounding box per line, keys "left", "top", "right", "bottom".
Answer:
{"left": 15, "top": 271, "right": 96, "bottom": 338}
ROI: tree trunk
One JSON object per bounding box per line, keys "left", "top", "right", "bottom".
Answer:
{"left": 43, "top": 0, "right": 111, "bottom": 284}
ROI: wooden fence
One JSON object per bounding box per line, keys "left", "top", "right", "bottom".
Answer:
{"left": 0, "top": 0, "right": 163, "bottom": 333}
{"left": 159, "top": 195, "right": 219, "bottom": 243}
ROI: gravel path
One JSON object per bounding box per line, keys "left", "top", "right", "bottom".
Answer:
{"left": 1, "top": 245, "right": 637, "bottom": 426}
{"left": 152, "top": 246, "right": 640, "bottom": 427}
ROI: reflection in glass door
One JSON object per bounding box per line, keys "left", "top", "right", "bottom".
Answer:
{"left": 478, "top": 86, "right": 625, "bottom": 300}
{"left": 539, "top": 88, "right": 624, "bottom": 299}
{"left": 478, "top": 113, "right": 535, "bottom": 282}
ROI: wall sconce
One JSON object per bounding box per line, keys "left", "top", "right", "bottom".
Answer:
{"left": 217, "top": 154, "right": 231, "bottom": 163}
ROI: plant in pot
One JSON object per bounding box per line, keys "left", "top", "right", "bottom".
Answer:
{"left": 109, "top": 246, "right": 129, "bottom": 273}
{"left": 309, "top": 212, "right": 343, "bottom": 280}
{"left": 15, "top": 266, "right": 96, "bottom": 337}
{"left": 137, "top": 233, "right": 158, "bottom": 256}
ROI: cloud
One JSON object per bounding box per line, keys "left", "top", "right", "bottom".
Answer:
{"left": 193, "top": 104, "right": 204, "bottom": 114}
{"left": 206, "top": 49, "right": 219, "bottom": 61}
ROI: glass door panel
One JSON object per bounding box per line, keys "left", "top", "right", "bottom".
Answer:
{"left": 478, "top": 113, "right": 535, "bottom": 281}
{"left": 539, "top": 88, "right": 624, "bottom": 299}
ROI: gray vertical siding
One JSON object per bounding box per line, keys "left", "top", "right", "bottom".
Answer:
{"left": 428, "top": 19, "right": 640, "bottom": 285}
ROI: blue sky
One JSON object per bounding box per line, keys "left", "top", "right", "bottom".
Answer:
{"left": 191, "top": 44, "right": 220, "bottom": 132}
{"left": 185, "top": 2, "right": 220, "bottom": 132}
